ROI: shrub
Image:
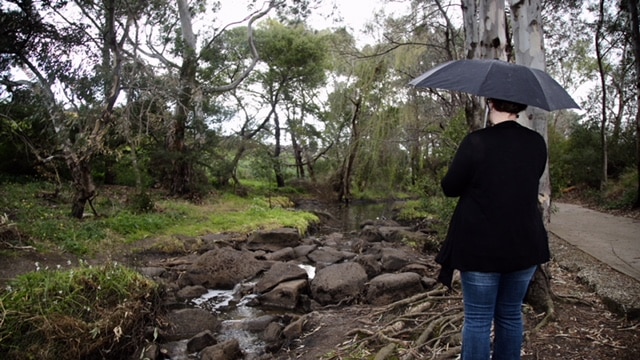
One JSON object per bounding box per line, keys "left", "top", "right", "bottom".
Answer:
{"left": 0, "top": 263, "right": 160, "bottom": 359}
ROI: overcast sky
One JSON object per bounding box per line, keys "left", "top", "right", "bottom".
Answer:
{"left": 215, "top": 0, "right": 410, "bottom": 45}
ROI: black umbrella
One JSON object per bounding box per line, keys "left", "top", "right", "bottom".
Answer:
{"left": 408, "top": 59, "right": 580, "bottom": 111}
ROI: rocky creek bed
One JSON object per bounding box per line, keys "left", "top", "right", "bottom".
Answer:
{"left": 134, "top": 217, "right": 443, "bottom": 360}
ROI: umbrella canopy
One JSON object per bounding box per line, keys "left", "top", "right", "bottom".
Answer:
{"left": 408, "top": 59, "right": 580, "bottom": 111}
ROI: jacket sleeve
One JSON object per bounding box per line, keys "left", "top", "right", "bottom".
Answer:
{"left": 441, "top": 134, "right": 476, "bottom": 197}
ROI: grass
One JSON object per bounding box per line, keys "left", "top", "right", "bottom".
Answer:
{"left": 0, "top": 180, "right": 319, "bottom": 256}
{"left": 0, "top": 262, "right": 160, "bottom": 359}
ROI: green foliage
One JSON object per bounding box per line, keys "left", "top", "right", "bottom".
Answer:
{"left": 564, "top": 119, "right": 603, "bottom": 188}
{"left": 550, "top": 117, "right": 637, "bottom": 199}
{"left": 410, "top": 111, "right": 468, "bottom": 242}
{"left": 128, "top": 191, "right": 155, "bottom": 213}
{"left": 602, "top": 168, "right": 638, "bottom": 209}
{"left": 0, "top": 263, "right": 159, "bottom": 359}
{"left": 255, "top": 20, "right": 329, "bottom": 87}
{"left": 394, "top": 199, "right": 431, "bottom": 222}
{"left": 548, "top": 125, "right": 573, "bottom": 195}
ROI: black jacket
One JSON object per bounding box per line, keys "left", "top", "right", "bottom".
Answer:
{"left": 436, "top": 121, "right": 550, "bottom": 287}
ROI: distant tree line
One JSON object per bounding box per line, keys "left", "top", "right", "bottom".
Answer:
{"left": 1, "top": 0, "right": 638, "bottom": 218}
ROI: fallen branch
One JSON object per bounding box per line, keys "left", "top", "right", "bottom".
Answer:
{"left": 1, "top": 241, "right": 35, "bottom": 251}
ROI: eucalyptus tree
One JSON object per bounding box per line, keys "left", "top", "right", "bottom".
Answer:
{"left": 120, "top": 0, "right": 324, "bottom": 196}
{"left": 0, "top": 0, "right": 143, "bottom": 218}
{"left": 580, "top": 0, "right": 638, "bottom": 190}
{"left": 627, "top": 0, "right": 640, "bottom": 208}
{"left": 128, "top": 0, "right": 275, "bottom": 195}
{"left": 237, "top": 19, "right": 329, "bottom": 188}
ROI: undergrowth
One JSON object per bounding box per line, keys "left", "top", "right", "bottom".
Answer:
{"left": 0, "top": 262, "right": 161, "bottom": 359}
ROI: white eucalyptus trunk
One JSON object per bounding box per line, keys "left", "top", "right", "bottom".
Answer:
{"left": 461, "top": 0, "right": 480, "bottom": 59}
{"left": 509, "top": 0, "right": 550, "bottom": 223}
{"left": 479, "top": 0, "right": 507, "bottom": 60}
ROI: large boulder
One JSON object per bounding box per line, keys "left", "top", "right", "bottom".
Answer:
{"left": 310, "top": 262, "right": 368, "bottom": 305}
{"left": 264, "top": 247, "right": 296, "bottom": 261}
{"left": 246, "top": 228, "right": 301, "bottom": 251}
{"left": 354, "top": 254, "right": 382, "bottom": 279}
{"left": 200, "top": 339, "right": 243, "bottom": 360}
{"left": 307, "top": 246, "right": 349, "bottom": 265}
{"left": 260, "top": 279, "right": 309, "bottom": 310}
{"left": 255, "top": 262, "right": 309, "bottom": 294}
{"left": 366, "top": 272, "right": 424, "bottom": 305}
{"left": 182, "top": 247, "right": 268, "bottom": 289}
{"left": 380, "top": 247, "right": 415, "bottom": 271}
{"left": 161, "top": 308, "right": 219, "bottom": 342}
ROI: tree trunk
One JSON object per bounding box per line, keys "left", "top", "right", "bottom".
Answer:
{"left": 461, "top": 0, "right": 480, "bottom": 60}
{"left": 462, "top": 0, "right": 507, "bottom": 131}
{"left": 336, "top": 96, "right": 362, "bottom": 203}
{"left": 509, "top": 0, "right": 550, "bottom": 222}
{"left": 66, "top": 151, "right": 97, "bottom": 219}
{"left": 479, "top": 0, "right": 507, "bottom": 60}
{"left": 290, "top": 132, "right": 305, "bottom": 178}
{"left": 168, "top": 0, "right": 198, "bottom": 195}
{"left": 626, "top": 0, "right": 640, "bottom": 209}
{"left": 509, "top": 0, "right": 554, "bottom": 317}
{"left": 273, "top": 112, "right": 285, "bottom": 188}
{"left": 596, "top": 0, "right": 609, "bottom": 190}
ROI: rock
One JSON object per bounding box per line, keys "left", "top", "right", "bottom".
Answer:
{"left": 161, "top": 308, "right": 219, "bottom": 342}
{"left": 187, "top": 330, "right": 217, "bottom": 353}
{"left": 138, "top": 266, "right": 166, "bottom": 278}
{"left": 310, "top": 262, "right": 368, "bottom": 305}
{"left": 380, "top": 248, "right": 414, "bottom": 271}
{"left": 263, "top": 321, "right": 283, "bottom": 343}
{"left": 182, "top": 247, "right": 268, "bottom": 289}
{"left": 402, "top": 263, "right": 435, "bottom": 277}
{"left": 293, "top": 244, "right": 317, "bottom": 258}
{"left": 421, "top": 276, "right": 438, "bottom": 288}
{"left": 260, "top": 279, "right": 309, "bottom": 310}
{"left": 377, "top": 226, "right": 414, "bottom": 242}
{"left": 255, "top": 262, "right": 308, "bottom": 294}
{"left": 160, "top": 341, "right": 187, "bottom": 359}
{"left": 200, "top": 339, "right": 243, "bottom": 360}
{"left": 307, "top": 246, "right": 348, "bottom": 265}
{"left": 366, "top": 272, "right": 424, "bottom": 305}
{"left": 323, "top": 232, "right": 344, "bottom": 246}
{"left": 139, "top": 343, "right": 161, "bottom": 360}
{"left": 228, "top": 314, "right": 279, "bottom": 332}
{"left": 263, "top": 321, "right": 284, "bottom": 352}
{"left": 283, "top": 316, "right": 305, "bottom": 340}
{"left": 264, "top": 247, "right": 296, "bottom": 261}
{"left": 247, "top": 228, "right": 301, "bottom": 252}
{"left": 176, "top": 285, "right": 208, "bottom": 300}
{"left": 360, "top": 225, "right": 385, "bottom": 242}
{"left": 360, "top": 225, "right": 419, "bottom": 243}
{"left": 354, "top": 254, "right": 382, "bottom": 279}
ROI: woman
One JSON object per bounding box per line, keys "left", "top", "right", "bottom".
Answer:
{"left": 436, "top": 98, "right": 550, "bottom": 360}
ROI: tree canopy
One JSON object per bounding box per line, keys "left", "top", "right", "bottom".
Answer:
{"left": 0, "top": 0, "right": 638, "bottom": 213}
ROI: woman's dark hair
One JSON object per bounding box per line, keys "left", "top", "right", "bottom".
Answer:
{"left": 488, "top": 98, "right": 527, "bottom": 114}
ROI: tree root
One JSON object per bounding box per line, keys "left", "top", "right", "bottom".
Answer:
{"left": 343, "top": 286, "right": 465, "bottom": 359}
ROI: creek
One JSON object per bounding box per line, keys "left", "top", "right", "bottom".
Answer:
{"left": 187, "top": 200, "right": 399, "bottom": 358}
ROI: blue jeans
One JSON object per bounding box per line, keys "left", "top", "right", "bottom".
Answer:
{"left": 460, "top": 266, "right": 537, "bottom": 360}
